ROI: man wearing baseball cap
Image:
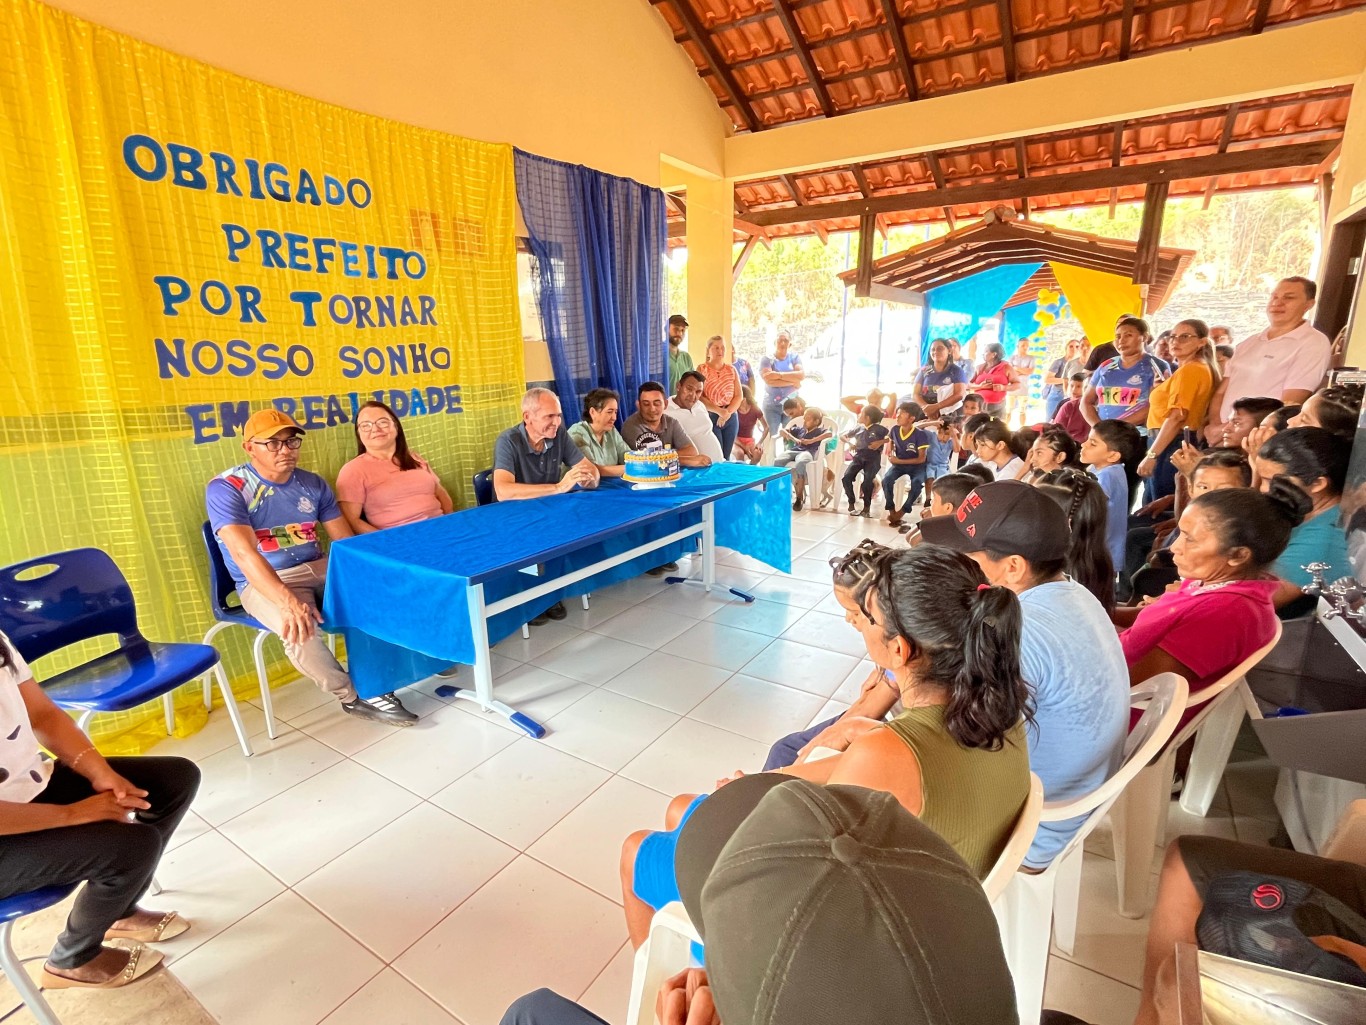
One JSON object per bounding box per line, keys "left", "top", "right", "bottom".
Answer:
{"left": 499, "top": 775, "right": 1016, "bottom": 1025}
{"left": 919, "top": 479, "right": 1129, "bottom": 870}
{"left": 206, "top": 408, "right": 417, "bottom": 726}
{"left": 666, "top": 314, "right": 692, "bottom": 393}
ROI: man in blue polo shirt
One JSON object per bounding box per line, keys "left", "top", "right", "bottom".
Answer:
{"left": 207, "top": 408, "right": 417, "bottom": 726}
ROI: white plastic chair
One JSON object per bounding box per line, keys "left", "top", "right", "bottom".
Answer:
{"left": 626, "top": 901, "right": 700, "bottom": 1025}
{"left": 803, "top": 415, "right": 842, "bottom": 510}
{"left": 982, "top": 772, "right": 1045, "bottom": 901}
{"left": 991, "top": 673, "right": 1188, "bottom": 1024}
{"left": 1109, "top": 624, "right": 1283, "bottom": 919}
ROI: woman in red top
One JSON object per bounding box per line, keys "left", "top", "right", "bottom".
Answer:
{"left": 967, "top": 342, "right": 1017, "bottom": 417}
{"left": 732, "top": 386, "right": 766, "bottom": 463}
{"left": 1114, "top": 482, "right": 1306, "bottom": 727}
{"left": 697, "top": 335, "right": 742, "bottom": 459}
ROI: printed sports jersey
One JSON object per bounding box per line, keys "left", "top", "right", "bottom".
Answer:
{"left": 847, "top": 423, "right": 890, "bottom": 461}
{"left": 889, "top": 425, "right": 931, "bottom": 461}
{"left": 206, "top": 463, "right": 341, "bottom": 590}
{"left": 914, "top": 364, "right": 968, "bottom": 410}
{"left": 1090, "top": 355, "right": 1169, "bottom": 421}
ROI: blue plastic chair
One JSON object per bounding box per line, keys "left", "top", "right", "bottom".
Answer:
{"left": 199, "top": 522, "right": 279, "bottom": 739}
{"left": 0, "top": 884, "right": 78, "bottom": 1025}
{"left": 472, "top": 469, "right": 495, "bottom": 507}
{"left": 0, "top": 548, "right": 253, "bottom": 758}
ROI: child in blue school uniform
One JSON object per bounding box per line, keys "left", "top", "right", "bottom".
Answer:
{"left": 840, "top": 406, "right": 890, "bottom": 516}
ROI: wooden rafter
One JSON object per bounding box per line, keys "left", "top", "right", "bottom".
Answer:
{"left": 1109, "top": 120, "right": 1126, "bottom": 215}
{"left": 855, "top": 210, "right": 876, "bottom": 297}
{"left": 925, "top": 151, "right": 957, "bottom": 227}
{"left": 851, "top": 165, "right": 874, "bottom": 198}
{"left": 667, "top": 0, "right": 758, "bottom": 132}
{"left": 878, "top": 0, "right": 919, "bottom": 102}
{"left": 1251, "top": 0, "right": 1274, "bottom": 34}
{"left": 745, "top": 141, "right": 1335, "bottom": 227}
{"left": 770, "top": 0, "right": 834, "bottom": 118}
{"left": 1119, "top": 0, "right": 1136, "bottom": 60}
{"left": 1133, "top": 181, "right": 1170, "bottom": 285}
{"left": 997, "top": 0, "right": 1018, "bottom": 82}
{"left": 733, "top": 235, "right": 760, "bottom": 282}
{"left": 1201, "top": 103, "right": 1241, "bottom": 208}
{"left": 780, "top": 173, "right": 806, "bottom": 206}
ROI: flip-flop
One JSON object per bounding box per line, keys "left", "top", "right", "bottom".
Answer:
{"left": 41, "top": 944, "right": 163, "bottom": 989}
{"left": 104, "top": 910, "right": 191, "bottom": 943}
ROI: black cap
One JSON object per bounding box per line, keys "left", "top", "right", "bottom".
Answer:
{"left": 668, "top": 314, "right": 689, "bottom": 328}
{"left": 919, "top": 478, "right": 1070, "bottom": 561}
{"left": 675, "top": 776, "right": 1016, "bottom": 1025}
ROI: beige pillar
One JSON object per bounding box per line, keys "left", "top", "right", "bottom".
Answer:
{"left": 679, "top": 173, "right": 734, "bottom": 357}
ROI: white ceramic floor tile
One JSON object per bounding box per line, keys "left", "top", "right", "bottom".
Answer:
{"left": 785, "top": 556, "right": 837, "bottom": 584}
{"left": 659, "top": 620, "right": 774, "bottom": 672}
{"left": 166, "top": 809, "right": 212, "bottom": 852}
{"left": 801, "top": 540, "right": 855, "bottom": 564}
{"left": 620, "top": 717, "right": 770, "bottom": 797}
{"left": 174, "top": 890, "right": 383, "bottom": 1025}
{"left": 542, "top": 690, "right": 680, "bottom": 772}
{"left": 288, "top": 699, "right": 408, "bottom": 757}
{"left": 297, "top": 803, "right": 516, "bottom": 962}
{"left": 1043, "top": 956, "right": 1140, "bottom": 1024}
{"left": 533, "top": 633, "right": 654, "bottom": 684}
{"left": 320, "top": 968, "right": 460, "bottom": 1025}
{"left": 469, "top": 663, "right": 595, "bottom": 732}
{"left": 253, "top": 676, "right": 334, "bottom": 722}
{"left": 590, "top": 605, "right": 696, "bottom": 648}
{"left": 432, "top": 739, "right": 611, "bottom": 850}
{"left": 642, "top": 583, "right": 738, "bottom": 620}
{"left": 192, "top": 728, "right": 343, "bottom": 826}
{"left": 833, "top": 659, "right": 880, "bottom": 702}
{"left": 811, "top": 591, "right": 846, "bottom": 616}
{"left": 781, "top": 609, "right": 867, "bottom": 657}
{"left": 148, "top": 701, "right": 274, "bottom": 763}
{"left": 395, "top": 856, "right": 626, "bottom": 1025}
{"left": 688, "top": 675, "right": 827, "bottom": 744}
{"left": 749, "top": 576, "right": 830, "bottom": 609}
{"left": 790, "top": 520, "right": 835, "bottom": 541}
{"left": 599, "top": 650, "right": 733, "bottom": 715}
{"left": 703, "top": 596, "right": 808, "bottom": 637}
{"left": 578, "top": 941, "right": 635, "bottom": 1020}
{"left": 528, "top": 775, "right": 673, "bottom": 902}
{"left": 218, "top": 760, "right": 420, "bottom": 884}
{"left": 737, "top": 639, "right": 859, "bottom": 698}
{"left": 353, "top": 703, "right": 518, "bottom": 797}
{"left": 717, "top": 552, "right": 778, "bottom": 574}
{"left": 153, "top": 830, "right": 286, "bottom": 964}
{"left": 557, "top": 594, "right": 635, "bottom": 631}
{"left": 492, "top": 620, "right": 578, "bottom": 662}
{"left": 1049, "top": 850, "right": 1150, "bottom": 988}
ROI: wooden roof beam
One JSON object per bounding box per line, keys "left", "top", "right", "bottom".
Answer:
{"left": 1201, "top": 103, "right": 1241, "bottom": 208}
{"left": 744, "top": 141, "right": 1335, "bottom": 227}
{"left": 851, "top": 165, "right": 874, "bottom": 198}
{"left": 771, "top": 0, "right": 835, "bottom": 118}
{"left": 1251, "top": 0, "right": 1274, "bottom": 34}
{"left": 780, "top": 173, "right": 807, "bottom": 206}
{"left": 997, "top": 0, "right": 1018, "bottom": 82}
{"left": 878, "top": 0, "right": 919, "bottom": 102}
{"left": 1119, "top": 0, "right": 1137, "bottom": 60}
{"left": 667, "top": 0, "right": 759, "bottom": 132}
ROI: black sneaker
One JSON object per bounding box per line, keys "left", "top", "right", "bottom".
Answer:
{"left": 544, "top": 601, "right": 568, "bottom": 621}
{"left": 341, "top": 692, "right": 418, "bottom": 726}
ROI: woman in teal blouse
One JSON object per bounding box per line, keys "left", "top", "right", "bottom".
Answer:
{"left": 568, "top": 388, "right": 629, "bottom": 477}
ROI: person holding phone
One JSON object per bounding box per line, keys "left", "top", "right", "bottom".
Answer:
{"left": 1137, "top": 319, "right": 1220, "bottom": 502}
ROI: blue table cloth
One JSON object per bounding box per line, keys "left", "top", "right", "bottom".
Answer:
{"left": 323, "top": 464, "right": 792, "bottom": 697}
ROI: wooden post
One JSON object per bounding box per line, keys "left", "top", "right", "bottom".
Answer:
{"left": 855, "top": 210, "right": 876, "bottom": 298}
{"left": 1132, "top": 181, "right": 1169, "bottom": 286}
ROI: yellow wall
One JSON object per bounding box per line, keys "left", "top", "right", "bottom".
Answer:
{"left": 39, "top": 0, "right": 728, "bottom": 186}
{"left": 1329, "top": 66, "right": 1366, "bottom": 364}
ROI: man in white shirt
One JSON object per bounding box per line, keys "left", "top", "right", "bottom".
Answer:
{"left": 667, "top": 370, "right": 724, "bottom": 463}
{"left": 1204, "top": 277, "right": 1331, "bottom": 444}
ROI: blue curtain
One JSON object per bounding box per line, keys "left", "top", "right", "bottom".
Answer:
{"left": 920, "top": 262, "right": 1042, "bottom": 360}
{"left": 1002, "top": 301, "right": 1042, "bottom": 347}
{"left": 514, "top": 149, "right": 666, "bottom": 423}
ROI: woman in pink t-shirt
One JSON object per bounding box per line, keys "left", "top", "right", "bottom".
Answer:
{"left": 1114, "top": 483, "right": 1307, "bottom": 727}
{"left": 336, "top": 401, "right": 453, "bottom": 532}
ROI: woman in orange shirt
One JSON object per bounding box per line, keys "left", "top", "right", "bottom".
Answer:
{"left": 697, "top": 335, "right": 743, "bottom": 459}
{"left": 1138, "top": 319, "right": 1219, "bottom": 502}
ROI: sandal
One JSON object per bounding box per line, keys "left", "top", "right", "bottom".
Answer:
{"left": 105, "top": 910, "right": 190, "bottom": 943}
{"left": 42, "top": 944, "right": 163, "bottom": 990}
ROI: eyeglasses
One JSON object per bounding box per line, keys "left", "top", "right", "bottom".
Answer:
{"left": 357, "top": 418, "right": 395, "bottom": 433}
{"left": 1171, "top": 332, "right": 1200, "bottom": 342}
{"left": 251, "top": 436, "right": 303, "bottom": 452}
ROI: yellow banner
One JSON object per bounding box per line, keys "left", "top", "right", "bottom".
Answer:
{"left": 0, "top": 0, "right": 522, "bottom": 749}
{"left": 1048, "top": 262, "right": 1144, "bottom": 352}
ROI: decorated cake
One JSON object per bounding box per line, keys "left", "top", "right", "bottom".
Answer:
{"left": 624, "top": 447, "right": 681, "bottom": 487}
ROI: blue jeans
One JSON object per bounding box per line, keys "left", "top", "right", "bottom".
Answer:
{"left": 709, "top": 410, "right": 738, "bottom": 460}
{"left": 881, "top": 464, "right": 926, "bottom": 512}
{"left": 1044, "top": 391, "right": 1064, "bottom": 422}
{"left": 500, "top": 990, "right": 608, "bottom": 1025}
{"left": 1142, "top": 444, "right": 1180, "bottom": 504}
{"left": 762, "top": 715, "right": 841, "bottom": 771}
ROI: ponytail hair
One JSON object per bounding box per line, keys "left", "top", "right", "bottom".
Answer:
{"left": 973, "top": 418, "right": 1032, "bottom": 460}
{"left": 1036, "top": 469, "right": 1116, "bottom": 613}
{"left": 856, "top": 545, "right": 1032, "bottom": 751}
{"left": 1311, "top": 383, "right": 1363, "bottom": 439}
{"left": 1190, "top": 480, "right": 1309, "bottom": 571}
{"left": 1035, "top": 424, "right": 1082, "bottom": 469}
{"left": 1258, "top": 426, "right": 1350, "bottom": 496}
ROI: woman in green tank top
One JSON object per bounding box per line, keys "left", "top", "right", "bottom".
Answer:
{"left": 776, "top": 542, "right": 1033, "bottom": 879}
